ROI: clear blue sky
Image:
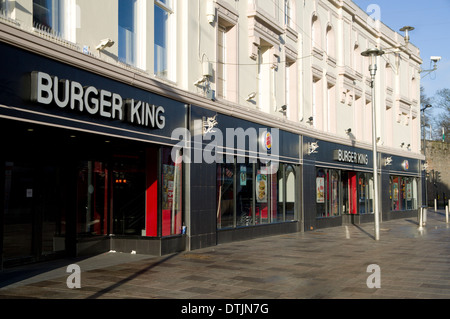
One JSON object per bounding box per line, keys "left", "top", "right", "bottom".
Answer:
{"left": 352, "top": 0, "right": 450, "bottom": 111}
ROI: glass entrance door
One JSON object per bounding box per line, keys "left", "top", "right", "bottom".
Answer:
{"left": 76, "top": 157, "right": 146, "bottom": 237}
{"left": 3, "top": 160, "right": 66, "bottom": 265}
{"left": 76, "top": 161, "right": 109, "bottom": 236}
{"left": 346, "top": 172, "right": 357, "bottom": 215}
{"left": 3, "top": 162, "right": 34, "bottom": 261}
{"left": 112, "top": 155, "right": 146, "bottom": 236}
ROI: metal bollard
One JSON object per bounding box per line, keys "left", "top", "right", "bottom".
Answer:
{"left": 446, "top": 205, "right": 449, "bottom": 224}
{"left": 419, "top": 207, "right": 423, "bottom": 228}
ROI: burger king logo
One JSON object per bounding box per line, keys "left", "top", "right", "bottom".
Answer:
{"left": 261, "top": 131, "right": 272, "bottom": 151}
{"left": 402, "top": 160, "right": 409, "bottom": 171}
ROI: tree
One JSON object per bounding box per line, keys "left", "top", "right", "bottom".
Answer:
{"left": 433, "top": 88, "right": 450, "bottom": 143}
{"left": 420, "top": 86, "right": 434, "bottom": 140}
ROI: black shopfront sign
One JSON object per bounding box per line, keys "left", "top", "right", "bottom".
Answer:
{"left": 190, "top": 105, "right": 300, "bottom": 164}
{"left": 303, "top": 136, "right": 373, "bottom": 170}
{"left": 333, "top": 149, "right": 369, "bottom": 165}
{"left": 0, "top": 41, "right": 186, "bottom": 145}
{"left": 381, "top": 153, "right": 420, "bottom": 175}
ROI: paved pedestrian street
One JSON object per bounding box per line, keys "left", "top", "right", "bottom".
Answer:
{"left": 1, "top": 210, "right": 450, "bottom": 301}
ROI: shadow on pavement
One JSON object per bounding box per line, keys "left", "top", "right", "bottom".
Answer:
{"left": 86, "top": 252, "right": 180, "bottom": 299}
{"left": 0, "top": 255, "right": 92, "bottom": 289}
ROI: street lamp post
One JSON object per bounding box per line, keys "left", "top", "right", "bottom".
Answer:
{"left": 361, "top": 48, "right": 384, "bottom": 241}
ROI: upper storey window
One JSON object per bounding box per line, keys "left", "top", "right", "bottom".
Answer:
{"left": 326, "top": 25, "right": 335, "bottom": 58}
{"left": 284, "top": 0, "right": 292, "bottom": 28}
{"left": 33, "top": 0, "right": 65, "bottom": 36}
{"left": 311, "top": 15, "right": 322, "bottom": 50}
{"left": 155, "top": 0, "right": 175, "bottom": 80}
{"left": 119, "top": 0, "right": 137, "bottom": 66}
{"left": 0, "top": 0, "right": 8, "bottom": 15}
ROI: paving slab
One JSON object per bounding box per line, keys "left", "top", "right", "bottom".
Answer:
{"left": 1, "top": 210, "right": 450, "bottom": 302}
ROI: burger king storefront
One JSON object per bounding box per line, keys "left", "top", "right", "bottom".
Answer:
{"left": 0, "top": 41, "right": 188, "bottom": 268}
{"left": 303, "top": 136, "right": 422, "bottom": 231}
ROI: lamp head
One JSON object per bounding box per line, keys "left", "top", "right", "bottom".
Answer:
{"left": 400, "top": 26, "right": 414, "bottom": 43}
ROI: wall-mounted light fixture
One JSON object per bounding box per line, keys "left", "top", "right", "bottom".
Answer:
{"left": 96, "top": 38, "right": 114, "bottom": 51}
{"left": 345, "top": 128, "right": 352, "bottom": 135}
{"left": 246, "top": 92, "right": 256, "bottom": 102}
{"left": 307, "top": 116, "right": 314, "bottom": 125}
{"left": 206, "top": 0, "right": 216, "bottom": 24}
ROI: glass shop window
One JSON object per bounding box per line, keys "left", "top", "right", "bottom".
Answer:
{"left": 217, "top": 161, "right": 235, "bottom": 229}
{"left": 277, "top": 163, "right": 297, "bottom": 222}
{"left": 236, "top": 160, "right": 254, "bottom": 227}
{"left": 357, "top": 173, "right": 373, "bottom": 215}
{"left": 316, "top": 168, "right": 341, "bottom": 218}
{"left": 217, "top": 159, "right": 297, "bottom": 229}
{"left": 161, "top": 147, "right": 183, "bottom": 236}
{"left": 391, "top": 176, "right": 417, "bottom": 211}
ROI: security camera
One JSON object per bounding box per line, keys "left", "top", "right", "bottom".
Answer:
{"left": 430, "top": 56, "right": 442, "bottom": 63}
{"left": 194, "top": 77, "right": 207, "bottom": 86}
